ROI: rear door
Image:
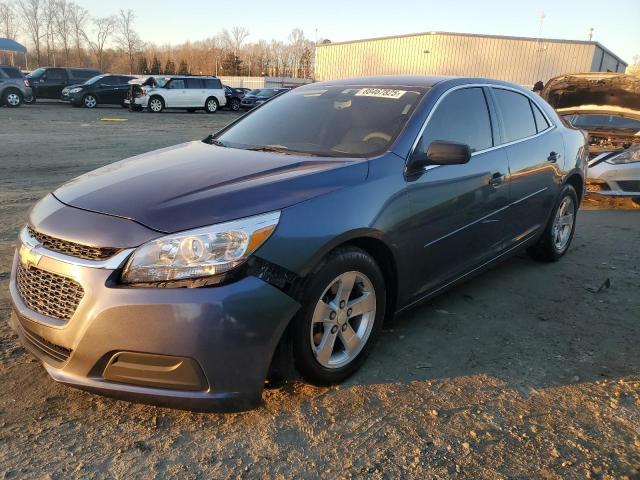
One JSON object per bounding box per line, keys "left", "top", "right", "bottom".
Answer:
{"left": 405, "top": 86, "right": 511, "bottom": 299}
{"left": 186, "top": 78, "right": 205, "bottom": 106}
{"left": 489, "top": 88, "right": 563, "bottom": 247}
{"left": 40, "top": 68, "right": 67, "bottom": 98}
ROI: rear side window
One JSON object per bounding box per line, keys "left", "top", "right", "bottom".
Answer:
{"left": 71, "top": 69, "right": 98, "bottom": 79}
{"left": 46, "top": 68, "right": 66, "bottom": 80}
{"left": 186, "top": 78, "right": 204, "bottom": 89}
{"left": 417, "top": 87, "right": 493, "bottom": 153}
{"left": 530, "top": 100, "right": 550, "bottom": 133}
{"left": 204, "top": 78, "right": 222, "bottom": 89}
{"left": 1, "top": 67, "right": 23, "bottom": 78}
{"left": 493, "top": 89, "right": 537, "bottom": 142}
{"left": 100, "top": 76, "right": 118, "bottom": 85}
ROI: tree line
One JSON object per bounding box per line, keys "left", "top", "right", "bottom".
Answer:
{"left": 0, "top": 0, "right": 318, "bottom": 78}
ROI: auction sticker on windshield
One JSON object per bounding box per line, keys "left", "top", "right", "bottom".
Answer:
{"left": 355, "top": 88, "right": 406, "bottom": 99}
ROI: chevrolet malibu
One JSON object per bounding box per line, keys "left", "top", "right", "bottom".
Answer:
{"left": 9, "top": 76, "right": 588, "bottom": 411}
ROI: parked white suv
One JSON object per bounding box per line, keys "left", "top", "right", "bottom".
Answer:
{"left": 133, "top": 76, "right": 226, "bottom": 113}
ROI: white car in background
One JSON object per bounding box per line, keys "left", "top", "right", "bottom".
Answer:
{"left": 542, "top": 73, "right": 640, "bottom": 197}
{"left": 129, "top": 75, "right": 226, "bottom": 113}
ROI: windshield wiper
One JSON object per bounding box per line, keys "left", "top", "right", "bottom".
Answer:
{"left": 204, "top": 136, "right": 227, "bottom": 147}
{"left": 245, "top": 145, "right": 315, "bottom": 156}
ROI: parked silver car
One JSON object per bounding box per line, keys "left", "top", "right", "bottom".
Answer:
{"left": 0, "top": 65, "right": 33, "bottom": 108}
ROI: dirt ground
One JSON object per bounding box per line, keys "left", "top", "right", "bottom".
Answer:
{"left": 1, "top": 104, "right": 639, "bottom": 479}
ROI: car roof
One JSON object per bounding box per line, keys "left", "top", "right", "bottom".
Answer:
{"left": 309, "top": 75, "right": 524, "bottom": 90}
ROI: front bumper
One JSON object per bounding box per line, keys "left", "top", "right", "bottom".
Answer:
{"left": 9, "top": 241, "right": 300, "bottom": 411}
{"left": 588, "top": 157, "right": 640, "bottom": 197}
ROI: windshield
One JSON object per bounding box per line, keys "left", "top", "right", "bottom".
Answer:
{"left": 28, "top": 67, "right": 46, "bottom": 78}
{"left": 85, "top": 74, "right": 106, "bottom": 85}
{"left": 214, "top": 85, "right": 427, "bottom": 157}
{"left": 256, "top": 89, "right": 279, "bottom": 97}
{"left": 567, "top": 114, "right": 640, "bottom": 131}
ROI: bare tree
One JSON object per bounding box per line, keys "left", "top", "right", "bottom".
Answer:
{"left": 288, "top": 28, "right": 307, "bottom": 78}
{"left": 68, "top": 2, "right": 88, "bottom": 64}
{"left": 0, "top": 0, "right": 20, "bottom": 39}
{"left": 115, "top": 9, "right": 140, "bottom": 73}
{"left": 17, "top": 0, "right": 44, "bottom": 65}
{"left": 43, "top": 0, "right": 57, "bottom": 64}
{"left": 84, "top": 15, "right": 115, "bottom": 71}
{"left": 53, "top": 0, "right": 73, "bottom": 65}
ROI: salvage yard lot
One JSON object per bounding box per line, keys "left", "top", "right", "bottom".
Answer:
{"left": 1, "top": 104, "right": 639, "bottom": 479}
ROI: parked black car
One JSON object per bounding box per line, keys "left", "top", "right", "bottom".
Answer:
{"left": 240, "top": 88, "right": 289, "bottom": 110}
{"left": 26, "top": 67, "right": 101, "bottom": 102}
{"left": 223, "top": 85, "right": 246, "bottom": 111}
{"left": 9, "top": 76, "right": 588, "bottom": 411}
{"left": 63, "top": 74, "right": 135, "bottom": 108}
{"left": 0, "top": 64, "right": 33, "bottom": 107}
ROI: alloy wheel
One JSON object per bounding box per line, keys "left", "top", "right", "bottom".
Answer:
{"left": 552, "top": 196, "right": 574, "bottom": 252}
{"left": 310, "top": 271, "right": 377, "bottom": 369}
{"left": 6, "top": 92, "right": 21, "bottom": 106}
{"left": 231, "top": 99, "right": 240, "bottom": 111}
{"left": 207, "top": 99, "right": 218, "bottom": 112}
{"left": 149, "top": 98, "right": 162, "bottom": 112}
{"left": 84, "top": 95, "right": 97, "bottom": 108}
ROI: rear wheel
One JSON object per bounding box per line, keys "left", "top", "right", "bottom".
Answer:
{"left": 528, "top": 184, "right": 578, "bottom": 261}
{"left": 3, "top": 89, "right": 22, "bottom": 108}
{"left": 204, "top": 97, "right": 219, "bottom": 113}
{"left": 229, "top": 98, "right": 241, "bottom": 111}
{"left": 83, "top": 94, "right": 97, "bottom": 108}
{"left": 148, "top": 96, "right": 164, "bottom": 113}
{"left": 292, "top": 247, "right": 386, "bottom": 385}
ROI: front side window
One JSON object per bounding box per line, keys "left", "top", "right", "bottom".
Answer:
{"left": 214, "top": 85, "right": 427, "bottom": 157}
{"left": 46, "top": 69, "right": 65, "bottom": 80}
{"left": 493, "top": 88, "right": 537, "bottom": 142}
{"left": 415, "top": 87, "right": 493, "bottom": 155}
{"left": 168, "top": 79, "right": 186, "bottom": 89}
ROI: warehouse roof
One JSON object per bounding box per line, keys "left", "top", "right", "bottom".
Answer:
{"left": 316, "top": 31, "right": 627, "bottom": 67}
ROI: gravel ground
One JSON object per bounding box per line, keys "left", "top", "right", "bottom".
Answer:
{"left": 1, "top": 104, "right": 639, "bottom": 479}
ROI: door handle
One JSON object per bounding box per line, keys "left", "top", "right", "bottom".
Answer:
{"left": 547, "top": 151, "right": 561, "bottom": 162}
{"left": 489, "top": 172, "right": 505, "bottom": 188}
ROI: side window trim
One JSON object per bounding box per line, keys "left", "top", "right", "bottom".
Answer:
{"left": 408, "top": 83, "right": 557, "bottom": 171}
{"left": 529, "top": 99, "right": 551, "bottom": 133}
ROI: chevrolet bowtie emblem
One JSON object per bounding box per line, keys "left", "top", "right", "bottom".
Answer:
{"left": 19, "top": 243, "right": 42, "bottom": 268}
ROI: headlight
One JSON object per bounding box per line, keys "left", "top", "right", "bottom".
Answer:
{"left": 606, "top": 146, "right": 640, "bottom": 164}
{"left": 121, "top": 211, "right": 280, "bottom": 284}
{"left": 69, "top": 87, "right": 83, "bottom": 93}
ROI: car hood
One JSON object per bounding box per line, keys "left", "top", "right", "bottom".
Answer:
{"left": 542, "top": 73, "right": 640, "bottom": 114}
{"left": 53, "top": 141, "right": 367, "bottom": 233}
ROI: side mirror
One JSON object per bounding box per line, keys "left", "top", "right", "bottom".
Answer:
{"left": 409, "top": 141, "right": 472, "bottom": 172}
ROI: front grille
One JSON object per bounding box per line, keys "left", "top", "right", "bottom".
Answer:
{"left": 20, "top": 320, "right": 72, "bottom": 363}
{"left": 618, "top": 181, "right": 640, "bottom": 193}
{"left": 28, "top": 226, "right": 119, "bottom": 261}
{"left": 16, "top": 264, "right": 84, "bottom": 321}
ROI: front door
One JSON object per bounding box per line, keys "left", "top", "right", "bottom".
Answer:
{"left": 40, "top": 68, "right": 67, "bottom": 99}
{"left": 164, "top": 79, "right": 187, "bottom": 107}
{"left": 404, "top": 87, "right": 511, "bottom": 301}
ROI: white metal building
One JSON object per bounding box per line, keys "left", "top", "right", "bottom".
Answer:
{"left": 315, "top": 31, "right": 627, "bottom": 86}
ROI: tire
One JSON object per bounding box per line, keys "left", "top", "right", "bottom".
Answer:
{"left": 229, "top": 98, "right": 240, "bottom": 111}
{"left": 148, "top": 96, "right": 164, "bottom": 113}
{"left": 204, "top": 97, "right": 219, "bottom": 113}
{"left": 528, "top": 184, "right": 578, "bottom": 262}
{"left": 24, "top": 95, "right": 36, "bottom": 105}
{"left": 292, "top": 246, "right": 386, "bottom": 385}
{"left": 83, "top": 94, "right": 97, "bottom": 109}
{"left": 3, "top": 89, "right": 23, "bottom": 108}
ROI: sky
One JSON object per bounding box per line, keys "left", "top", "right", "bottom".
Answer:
{"left": 76, "top": 0, "right": 640, "bottom": 64}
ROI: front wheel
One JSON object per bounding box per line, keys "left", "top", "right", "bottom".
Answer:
{"left": 83, "top": 94, "right": 97, "bottom": 108}
{"left": 229, "top": 98, "right": 241, "bottom": 111}
{"left": 204, "top": 97, "right": 219, "bottom": 113}
{"left": 148, "top": 96, "right": 164, "bottom": 113}
{"left": 292, "top": 247, "right": 386, "bottom": 385}
{"left": 528, "top": 184, "right": 578, "bottom": 261}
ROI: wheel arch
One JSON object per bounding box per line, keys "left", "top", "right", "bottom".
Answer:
{"left": 564, "top": 171, "right": 584, "bottom": 203}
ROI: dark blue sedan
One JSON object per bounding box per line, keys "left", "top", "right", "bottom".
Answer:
{"left": 9, "top": 76, "right": 587, "bottom": 411}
